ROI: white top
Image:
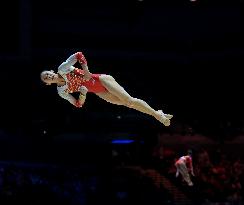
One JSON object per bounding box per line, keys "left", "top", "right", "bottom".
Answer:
{"left": 56, "top": 53, "right": 79, "bottom": 106}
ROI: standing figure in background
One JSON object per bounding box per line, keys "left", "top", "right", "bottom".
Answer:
{"left": 175, "top": 149, "right": 195, "bottom": 186}
{"left": 40, "top": 51, "right": 173, "bottom": 126}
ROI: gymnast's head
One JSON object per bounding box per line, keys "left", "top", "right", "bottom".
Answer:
{"left": 187, "top": 149, "right": 193, "bottom": 156}
{"left": 40, "top": 70, "right": 58, "bottom": 85}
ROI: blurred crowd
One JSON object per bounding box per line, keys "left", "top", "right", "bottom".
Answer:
{"left": 152, "top": 145, "right": 244, "bottom": 205}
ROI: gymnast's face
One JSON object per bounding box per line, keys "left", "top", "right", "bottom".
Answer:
{"left": 41, "top": 70, "right": 58, "bottom": 85}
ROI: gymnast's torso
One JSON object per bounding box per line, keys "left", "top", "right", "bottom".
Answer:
{"left": 58, "top": 68, "right": 107, "bottom": 94}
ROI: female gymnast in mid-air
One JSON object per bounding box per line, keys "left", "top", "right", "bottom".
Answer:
{"left": 40, "top": 52, "right": 173, "bottom": 126}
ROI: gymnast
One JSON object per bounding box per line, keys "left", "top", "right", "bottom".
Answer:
{"left": 40, "top": 52, "right": 173, "bottom": 126}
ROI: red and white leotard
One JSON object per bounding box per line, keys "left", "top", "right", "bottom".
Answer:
{"left": 57, "top": 52, "right": 107, "bottom": 106}
{"left": 175, "top": 155, "right": 193, "bottom": 170}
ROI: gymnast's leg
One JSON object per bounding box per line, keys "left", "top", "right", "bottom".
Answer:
{"left": 95, "top": 92, "right": 124, "bottom": 105}
{"left": 179, "top": 163, "right": 193, "bottom": 186}
{"left": 99, "top": 75, "right": 172, "bottom": 126}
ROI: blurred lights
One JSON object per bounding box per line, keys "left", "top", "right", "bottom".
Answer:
{"left": 112, "top": 140, "right": 135, "bottom": 144}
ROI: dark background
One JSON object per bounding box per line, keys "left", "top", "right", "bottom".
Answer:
{"left": 0, "top": 1, "right": 244, "bottom": 205}
{"left": 0, "top": 0, "right": 243, "bottom": 159}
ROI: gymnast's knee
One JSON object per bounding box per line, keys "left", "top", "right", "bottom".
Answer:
{"left": 124, "top": 97, "right": 136, "bottom": 108}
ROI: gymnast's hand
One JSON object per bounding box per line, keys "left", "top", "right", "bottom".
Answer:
{"left": 79, "top": 86, "right": 88, "bottom": 95}
{"left": 83, "top": 71, "right": 92, "bottom": 82}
